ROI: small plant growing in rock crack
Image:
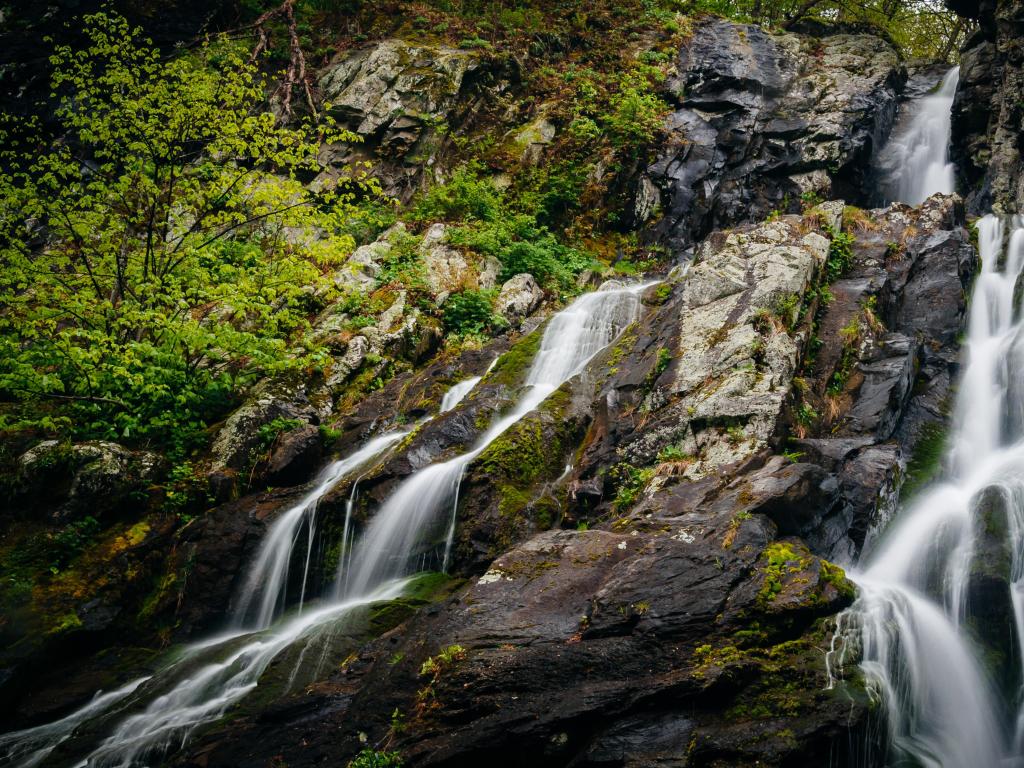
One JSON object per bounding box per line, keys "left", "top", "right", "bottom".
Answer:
{"left": 655, "top": 444, "right": 695, "bottom": 476}
{"left": 825, "top": 227, "right": 855, "bottom": 282}
{"left": 417, "top": 644, "right": 467, "bottom": 713}
{"left": 653, "top": 347, "right": 673, "bottom": 377}
{"left": 348, "top": 749, "right": 403, "bottom": 768}
{"left": 725, "top": 424, "right": 746, "bottom": 446}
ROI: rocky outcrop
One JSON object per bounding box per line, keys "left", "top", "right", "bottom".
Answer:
{"left": 148, "top": 195, "right": 972, "bottom": 768}
{"left": 178, "top": 526, "right": 864, "bottom": 768}
{"left": 317, "top": 39, "right": 507, "bottom": 199}
{"left": 495, "top": 273, "right": 544, "bottom": 326}
{"left": 949, "top": 0, "right": 1024, "bottom": 212}
{"left": 646, "top": 20, "right": 903, "bottom": 252}
{"left": 11, "top": 441, "right": 162, "bottom": 521}
{"left": 578, "top": 196, "right": 973, "bottom": 563}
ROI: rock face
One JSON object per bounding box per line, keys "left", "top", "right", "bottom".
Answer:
{"left": 146, "top": 196, "right": 972, "bottom": 768}
{"left": 578, "top": 196, "right": 973, "bottom": 563}
{"left": 318, "top": 39, "right": 504, "bottom": 198}
{"left": 495, "top": 273, "right": 544, "bottom": 326}
{"left": 646, "top": 20, "right": 903, "bottom": 251}
{"left": 949, "top": 0, "right": 1024, "bottom": 212}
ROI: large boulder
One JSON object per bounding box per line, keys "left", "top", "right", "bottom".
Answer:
{"left": 646, "top": 20, "right": 903, "bottom": 251}
{"left": 495, "top": 273, "right": 544, "bottom": 326}
{"left": 13, "top": 441, "right": 162, "bottom": 521}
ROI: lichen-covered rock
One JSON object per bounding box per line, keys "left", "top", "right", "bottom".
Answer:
{"left": 208, "top": 378, "right": 332, "bottom": 482}
{"left": 647, "top": 20, "right": 903, "bottom": 250}
{"left": 320, "top": 40, "right": 478, "bottom": 142}
{"left": 510, "top": 115, "right": 556, "bottom": 165}
{"left": 495, "top": 272, "right": 543, "bottom": 326}
{"left": 15, "top": 441, "right": 161, "bottom": 521}
{"left": 574, "top": 195, "right": 973, "bottom": 563}
{"left": 419, "top": 223, "right": 473, "bottom": 302}
{"left": 317, "top": 39, "right": 495, "bottom": 197}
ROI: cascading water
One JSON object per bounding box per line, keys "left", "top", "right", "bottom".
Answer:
{"left": 876, "top": 67, "right": 959, "bottom": 206}
{"left": 830, "top": 67, "right": 1024, "bottom": 767}
{"left": 0, "top": 282, "right": 647, "bottom": 768}
{"left": 341, "top": 284, "right": 646, "bottom": 597}
{"left": 231, "top": 429, "right": 411, "bottom": 629}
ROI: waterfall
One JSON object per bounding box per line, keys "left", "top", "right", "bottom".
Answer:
{"left": 0, "top": 282, "right": 647, "bottom": 767}
{"left": 836, "top": 66, "right": 1024, "bottom": 767}
{"left": 230, "top": 429, "right": 412, "bottom": 630}
{"left": 876, "top": 67, "right": 959, "bottom": 206}
{"left": 341, "top": 284, "right": 646, "bottom": 597}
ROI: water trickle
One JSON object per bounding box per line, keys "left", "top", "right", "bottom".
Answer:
{"left": 340, "top": 283, "right": 647, "bottom": 597}
{"left": 876, "top": 67, "right": 959, "bottom": 206}
{"left": 1, "top": 281, "right": 650, "bottom": 767}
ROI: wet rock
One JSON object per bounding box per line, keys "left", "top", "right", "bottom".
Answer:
{"left": 495, "top": 273, "right": 543, "bottom": 326}
{"left": 176, "top": 522, "right": 862, "bottom": 768}
{"left": 263, "top": 425, "right": 324, "bottom": 487}
{"left": 648, "top": 20, "right": 903, "bottom": 250}
{"left": 966, "top": 486, "right": 1019, "bottom": 694}
{"left": 949, "top": 0, "right": 1024, "bottom": 212}
{"left": 577, "top": 212, "right": 832, "bottom": 488}
{"left": 208, "top": 378, "right": 332, "bottom": 484}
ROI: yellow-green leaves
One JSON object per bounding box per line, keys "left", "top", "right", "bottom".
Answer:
{"left": 0, "top": 11, "right": 379, "bottom": 456}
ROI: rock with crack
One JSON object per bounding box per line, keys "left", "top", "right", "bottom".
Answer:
{"left": 646, "top": 19, "right": 903, "bottom": 250}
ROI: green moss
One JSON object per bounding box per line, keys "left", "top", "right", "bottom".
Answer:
{"left": 479, "top": 420, "right": 548, "bottom": 486}
{"left": 902, "top": 421, "right": 947, "bottom": 499}
{"left": 820, "top": 560, "right": 856, "bottom": 602}
{"left": 485, "top": 328, "right": 544, "bottom": 388}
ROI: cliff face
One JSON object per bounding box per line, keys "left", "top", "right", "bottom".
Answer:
{"left": 0, "top": 10, "right": 981, "bottom": 768}
{"left": 950, "top": 0, "right": 1024, "bottom": 211}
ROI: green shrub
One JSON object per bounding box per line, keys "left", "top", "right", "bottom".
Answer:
{"left": 443, "top": 290, "right": 498, "bottom": 336}
{"left": 604, "top": 71, "right": 667, "bottom": 149}
{"left": 348, "top": 749, "right": 403, "bottom": 768}
{"left": 413, "top": 165, "right": 501, "bottom": 222}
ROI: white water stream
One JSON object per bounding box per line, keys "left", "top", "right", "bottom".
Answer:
{"left": 876, "top": 67, "right": 959, "bottom": 206}
{"left": 0, "top": 282, "right": 647, "bottom": 767}
{"left": 829, "top": 68, "right": 1024, "bottom": 767}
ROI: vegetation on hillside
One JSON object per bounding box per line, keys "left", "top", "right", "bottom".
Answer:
{"left": 0, "top": 12, "right": 379, "bottom": 456}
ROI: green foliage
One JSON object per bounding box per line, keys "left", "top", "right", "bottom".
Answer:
{"left": 255, "top": 417, "right": 305, "bottom": 454}
{"left": 657, "top": 443, "right": 690, "bottom": 463}
{"left": 51, "top": 516, "right": 101, "bottom": 572}
{"left": 348, "top": 749, "right": 403, "bottom": 768}
{"left": 604, "top": 69, "right": 668, "bottom": 150}
{"left": 825, "top": 228, "right": 855, "bottom": 283}
{"left": 654, "top": 347, "right": 673, "bottom": 377}
{"left": 610, "top": 463, "right": 655, "bottom": 512}
{"left": 0, "top": 12, "right": 376, "bottom": 456}
{"left": 685, "top": 0, "right": 971, "bottom": 62}
{"left": 450, "top": 212, "right": 594, "bottom": 290}
{"left": 413, "top": 164, "right": 500, "bottom": 222}
{"left": 443, "top": 290, "right": 502, "bottom": 336}
{"left": 795, "top": 403, "right": 818, "bottom": 427}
